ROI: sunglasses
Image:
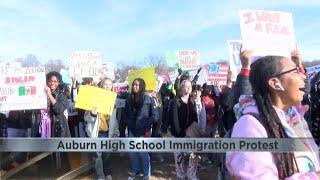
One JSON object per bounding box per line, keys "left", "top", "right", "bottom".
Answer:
{"left": 272, "top": 66, "right": 302, "bottom": 77}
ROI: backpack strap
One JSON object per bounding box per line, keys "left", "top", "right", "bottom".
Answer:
{"left": 243, "top": 112, "right": 261, "bottom": 123}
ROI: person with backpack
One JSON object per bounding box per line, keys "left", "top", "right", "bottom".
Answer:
{"left": 125, "top": 78, "right": 158, "bottom": 180}
{"left": 226, "top": 56, "right": 320, "bottom": 179}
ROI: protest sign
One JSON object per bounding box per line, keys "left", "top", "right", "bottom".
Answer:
{"left": 239, "top": 10, "right": 295, "bottom": 57}
{"left": 204, "top": 64, "right": 229, "bottom": 85}
{"left": 0, "top": 67, "right": 47, "bottom": 111}
{"left": 99, "top": 62, "right": 115, "bottom": 80}
{"left": 128, "top": 67, "right": 156, "bottom": 91}
{"left": 306, "top": 64, "right": 320, "bottom": 79}
{"left": 69, "top": 51, "right": 102, "bottom": 78}
{"left": 75, "top": 85, "right": 117, "bottom": 115}
{"left": 227, "top": 40, "right": 242, "bottom": 81}
{"left": 177, "top": 50, "right": 200, "bottom": 70}
{"left": 113, "top": 82, "right": 128, "bottom": 92}
{"left": 0, "top": 62, "right": 21, "bottom": 75}
{"left": 168, "top": 71, "right": 179, "bottom": 83}
{"left": 188, "top": 68, "right": 208, "bottom": 85}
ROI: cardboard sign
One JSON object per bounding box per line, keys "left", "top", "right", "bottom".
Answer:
{"left": 177, "top": 50, "right": 200, "bottom": 70}
{"left": 205, "top": 64, "right": 229, "bottom": 85}
{"left": 0, "top": 67, "right": 47, "bottom": 111}
{"left": 240, "top": 10, "right": 295, "bottom": 57}
{"left": 75, "top": 85, "right": 117, "bottom": 115}
{"left": 227, "top": 40, "right": 242, "bottom": 81}
{"left": 69, "top": 51, "right": 102, "bottom": 78}
{"left": 128, "top": 67, "right": 156, "bottom": 91}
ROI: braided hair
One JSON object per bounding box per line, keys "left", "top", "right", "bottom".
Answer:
{"left": 249, "top": 56, "right": 297, "bottom": 179}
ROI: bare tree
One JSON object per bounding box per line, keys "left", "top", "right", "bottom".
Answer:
{"left": 44, "top": 59, "right": 66, "bottom": 73}
{"left": 144, "top": 55, "right": 173, "bottom": 74}
{"left": 114, "top": 63, "right": 139, "bottom": 82}
{"left": 15, "top": 54, "right": 41, "bottom": 67}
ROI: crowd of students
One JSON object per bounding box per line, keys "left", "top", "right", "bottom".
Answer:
{"left": 1, "top": 47, "right": 320, "bottom": 180}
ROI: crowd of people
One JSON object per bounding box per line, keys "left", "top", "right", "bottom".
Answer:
{"left": 1, "top": 46, "right": 320, "bottom": 180}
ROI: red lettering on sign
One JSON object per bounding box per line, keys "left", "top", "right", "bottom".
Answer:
{"left": 255, "top": 23, "right": 263, "bottom": 32}
{"left": 0, "top": 96, "right": 7, "bottom": 102}
{"left": 4, "top": 76, "right": 36, "bottom": 84}
{"left": 243, "top": 12, "right": 254, "bottom": 24}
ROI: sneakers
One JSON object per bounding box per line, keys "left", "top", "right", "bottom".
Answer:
{"left": 105, "top": 174, "right": 112, "bottom": 180}
{"left": 128, "top": 172, "right": 138, "bottom": 180}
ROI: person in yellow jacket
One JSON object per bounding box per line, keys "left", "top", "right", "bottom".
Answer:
{"left": 84, "top": 78, "right": 118, "bottom": 180}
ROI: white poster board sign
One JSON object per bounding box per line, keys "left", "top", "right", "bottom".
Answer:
{"left": 0, "top": 67, "right": 47, "bottom": 111}
{"left": 69, "top": 51, "right": 102, "bottom": 78}
{"left": 99, "top": 62, "right": 115, "bottom": 80}
{"left": 239, "top": 10, "right": 295, "bottom": 57}
{"left": 227, "top": 40, "right": 242, "bottom": 81}
{"left": 177, "top": 50, "right": 200, "bottom": 70}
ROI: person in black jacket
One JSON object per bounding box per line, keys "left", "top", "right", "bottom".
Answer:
{"left": 310, "top": 71, "right": 320, "bottom": 145}
{"left": 43, "top": 71, "right": 70, "bottom": 138}
{"left": 168, "top": 79, "right": 199, "bottom": 179}
{"left": 125, "top": 78, "right": 158, "bottom": 180}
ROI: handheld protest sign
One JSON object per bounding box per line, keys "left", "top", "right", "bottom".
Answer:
{"left": 75, "top": 85, "right": 117, "bottom": 115}
{"left": 0, "top": 67, "right": 47, "bottom": 111}
{"left": 69, "top": 51, "right": 103, "bottom": 79}
{"left": 239, "top": 10, "right": 295, "bottom": 57}
{"left": 128, "top": 67, "right": 156, "bottom": 91}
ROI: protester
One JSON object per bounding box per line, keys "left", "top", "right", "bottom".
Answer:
{"left": 226, "top": 56, "right": 320, "bottom": 179}
{"left": 310, "top": 71, "right": 320, "bottom": 145}
{"left": 41, "top": 71, "right": 70, "bottom": 138}
{"left": 84, "top": 77, "right": 117, "bottom": 180}
{"left": 192, "top": 85, "right": 206, "bottom": 133}
{"left": 201, "top": 84, "right": 218, "bottom": 136}
{"left": 168, "top": 79, "right": 199, "bottom": 180}
{"left": 125, "top": 78, "right": 158, "bottom": 180}
{"left": 6, "top": 110, "right": 32, "bottom": 166}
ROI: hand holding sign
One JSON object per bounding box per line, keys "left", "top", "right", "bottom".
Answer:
{"left": 240, "top": 44, "right": 253, "bottom": 69}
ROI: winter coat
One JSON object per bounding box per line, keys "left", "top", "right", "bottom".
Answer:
{"left": 50, "top": 88, "right": 71, "bottom": 137}
{"left": 227, "top": 95, "right": 320, "bottom": 179}
{"left": 124, "top": 93, "right": 158, "bottom": 137}
{"left": 84, "top": 108, "right": 119, "bottom": 138}
{"left": 310, "top": 71, "right": 320, "bottom": 144}
{"left": 168, "top": 96, "right": 198, "bottom": 137}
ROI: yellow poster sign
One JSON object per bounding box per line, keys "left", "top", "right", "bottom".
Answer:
{"left": 75, "top": 85, "right": 117, "bottom": 115}
{"left": 128, "top": 67, "right": 156, "bottom": 91}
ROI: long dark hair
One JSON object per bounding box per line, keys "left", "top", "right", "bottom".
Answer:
{"left": 128, "top": 78, "right": 146, "bottom": 108}
{"left": 250, "top": 56, "right": 297, "bottom": 179}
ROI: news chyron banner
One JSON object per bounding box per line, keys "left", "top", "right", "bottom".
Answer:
{"left": 0, "top": 138, "right": 312, "bottom": 153}
{"left": 0, "top": 65, "right": 47, "bottom": 111}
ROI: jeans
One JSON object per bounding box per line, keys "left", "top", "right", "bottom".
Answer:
{"left": 128, "top": 131, "right": 151, "bottom": 177}
{"left": 95, "top": 131, "right": 111, "bottom": 179}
